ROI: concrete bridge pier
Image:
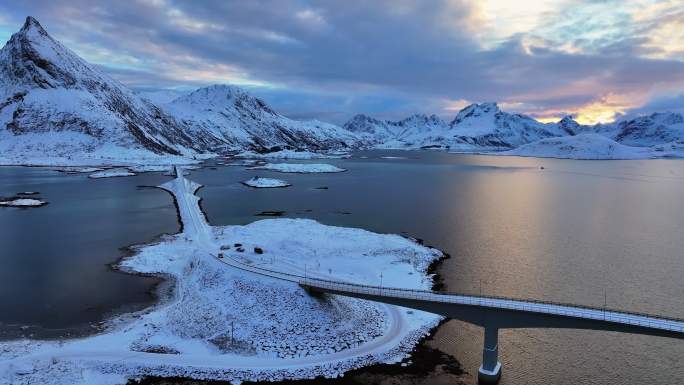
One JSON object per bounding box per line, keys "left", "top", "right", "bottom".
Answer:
{"left": 478, "top": 326, "right": 501, "bottom": 384}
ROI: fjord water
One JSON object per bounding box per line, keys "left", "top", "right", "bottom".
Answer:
{"left": 0, "top": 168, "right": 179, "bottom": 339}
{"left": 192, "top": 151, "right": 684, "bottom": 385}
{"left": 2, "top": 152, "right": 683, "bottom": 384}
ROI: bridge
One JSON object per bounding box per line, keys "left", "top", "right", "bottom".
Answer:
{"left": 166, "top": 166, "right": 684, "bottom": 384}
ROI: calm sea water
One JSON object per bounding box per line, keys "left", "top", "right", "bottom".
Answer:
{"left": 2, "top": 151, "right": 683, "bottom": 384}
{"left": 0, "top": 167, "right": 179, "bottom": 339}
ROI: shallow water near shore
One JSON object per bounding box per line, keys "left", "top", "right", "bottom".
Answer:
{"left": 2, "top": 151, "right": 684, "bottom": 384}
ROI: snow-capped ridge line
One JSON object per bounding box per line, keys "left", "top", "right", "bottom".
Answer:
{"left": 0, "top": 17, "right": 364, "bottom": 165}
{"left": 343, "top": 102, "right": 683, "bottom": 158}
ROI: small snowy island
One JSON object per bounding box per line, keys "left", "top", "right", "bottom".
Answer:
{"left": 251, "top": 162, "right": 346, "bottom": 173}
{"left": 242, "top": 176, "right": 291, "bottom": 188}
{"left": 0, "top": 197, "right": 47, "bottom": 207}
{"left": 88, "top": 168, "right": 137, "bottom": 179}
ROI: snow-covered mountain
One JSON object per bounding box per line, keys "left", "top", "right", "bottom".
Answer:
{"left": 344, "top": 103, "right": 566, "bottom": 150}
{"left": 614, "top": 112, "right": 684, "bottom": 147}
{"left": 0, "top": 17, "right": 215, "bottom": 165}
{"left": 448, "top": 102, "right": 566, "bottom": 149}
{"left": 165, "top": 85, "right": 361, "bottom": 152}
{"left": 343, "top": 103, "right": 684, "bottom": 159}
{"left": 1, "top": 17, "right": 680, "bottom": 164}
{"left": 0, "top": 17, "right": 361, "bottom": 165}
{"left": 343, "top": 113, "right": 448, "bottom": 147}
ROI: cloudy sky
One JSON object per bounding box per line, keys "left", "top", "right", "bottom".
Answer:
{"left": 0, "top": 0, "right": 682, "bottom": 124}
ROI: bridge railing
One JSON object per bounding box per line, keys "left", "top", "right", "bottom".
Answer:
{"left": 220, "top": 254, "right": 684, "bottom": 328}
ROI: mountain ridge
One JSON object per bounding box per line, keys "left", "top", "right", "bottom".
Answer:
{"left": 0, "top": 17, "right": 362, "bottom": 165}
{"left": 0, "top": 16, "right": 681, "bottom": 164}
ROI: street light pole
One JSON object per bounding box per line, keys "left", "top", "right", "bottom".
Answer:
{"left": 380, "top": 272, "right": 383, "bottom": 294}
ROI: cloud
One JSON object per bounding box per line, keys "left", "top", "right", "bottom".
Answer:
{"left": 0, "top": 0, "right": 682, "bottom": 124}
{"left": 622, "top": 93, "right": 684, "bottom": 119}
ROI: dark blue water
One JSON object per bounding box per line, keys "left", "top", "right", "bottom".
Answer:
{"left": 0, "top": 167, "right": 179, "bottom": 339}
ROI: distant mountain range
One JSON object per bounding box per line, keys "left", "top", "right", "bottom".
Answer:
{"left": 343, "top": 102, "right": 684, "bottom": 158}
{"left": 0, "top": 17, "right": 682, "bottom": 165}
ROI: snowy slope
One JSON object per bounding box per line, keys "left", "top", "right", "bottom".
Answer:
{"left": 0, "top": 17, "right": 218, "bottom": 165}
{"left": 343, "top": 113, "right": 449, "bottom": 148}
{"left": 502, "top": 134, "right": 654, "bottom": 159}
{"left": 165, "top": 85, "right": 362, "bottom": 152}
{"left": 615, "top": 112, "right": 684, "bottom": 147}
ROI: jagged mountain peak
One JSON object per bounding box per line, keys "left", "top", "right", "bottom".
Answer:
{"left": 615, "top": 111, "right": 684, "bottom": 146}
{"left": 450, "top": 102, "right": 500, "bottom": 126}
{"left": 0, "top": 16, "right": 207, "bottom": 159}
{"left": 0, "top": 15, "right": 108, "bottom": 93}
{"left": 170, "top": 84, "right": 277, "bottom": 116}
{"left": 348, "top": 113, "right": 383, "bottom": 123}
{"left": 20, "top": 16, "right": 46, "bottom": 34}
{"left": 399, "top": 113, "right": 441, "bottom": 124}
{"left": 558, "top": 115, "right": 580, "bottom": 135}
{"left": 166, "top": 84, "right": 360, "bottom": 151}
{"left": 618, "top": 111, "right": 683, "bottom": 129}
{"left": 342, "top": 114, "right": 385, "bottom": 133}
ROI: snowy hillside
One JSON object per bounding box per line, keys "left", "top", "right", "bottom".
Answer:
{"left": 166, "top": 85, "right": 362, "bottom": 152}
{"left": 0, "top": 17, "right": 216, "bottom": 166}
{"left": 344, "top": 113, "right": 452, "bottom": 149}
{"left": 615, "top": 112, "right": 684, "bottom": 147}
{"left": 502, "top": 134, "right": 654, "bottom": 160}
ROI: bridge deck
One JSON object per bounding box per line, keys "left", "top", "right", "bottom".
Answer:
{"left": 219, "top": 253, "right": 684, "bottom": 336}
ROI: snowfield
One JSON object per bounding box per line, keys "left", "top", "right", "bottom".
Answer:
{"left": 0, "top": 197, "right": 46, "bottom": 207}
{"left": 501, "top": 134, "right": 655, "bottom": 160}
{"left": 242, "top": 176, "right": 291, "bottom": 188}
{"left": 251, "top": 163, "right": 347, "bottom": 173}
{"left": 0, "top": 168, "right": 442, "bottom": 385}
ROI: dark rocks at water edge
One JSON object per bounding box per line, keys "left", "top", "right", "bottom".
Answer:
{"left": 255, "top": 211, "right": 286, "bottom": 217}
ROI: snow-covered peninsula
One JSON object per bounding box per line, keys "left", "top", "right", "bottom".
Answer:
{"left": 0, "top": 168, "right": 442, "bottom": 385}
